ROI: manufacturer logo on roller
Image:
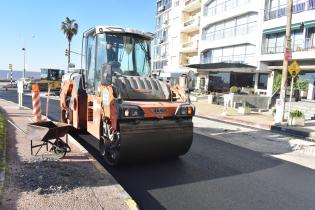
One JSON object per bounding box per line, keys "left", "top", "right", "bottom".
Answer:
{"left": 152, "top": 108, "right": 167, "bottom": 114}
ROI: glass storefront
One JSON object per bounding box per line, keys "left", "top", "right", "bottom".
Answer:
{"left": 208, "top": 72, "right": 255, "bottom": 92}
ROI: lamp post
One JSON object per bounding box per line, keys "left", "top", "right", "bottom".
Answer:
{"left": 22, "top": 47, "right": 26, "bottom": 78}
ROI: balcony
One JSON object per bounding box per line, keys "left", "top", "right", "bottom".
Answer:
{"left": 265, "top": 0, "right": 315, "bottom": 21}
{"left": 157, "top": 5, "right": 165, "bottom": 13}
{"left": 183, "top": 0, "right": 201, "bottom": 12}
{"left": 180, "top": 41, "right": 198, "bottom": 53}
{"left": 181, "top": 16, "right": 200, "bottom": 33}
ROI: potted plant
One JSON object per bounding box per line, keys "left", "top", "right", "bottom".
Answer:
{"left": 288, "top": 110, "right": 305, "bottom": 126}
{"left": 230, "top": 86, "right": 239, "bottom": 94}
{"left": 295, "top": 78, "right": 308, "bottom": 98}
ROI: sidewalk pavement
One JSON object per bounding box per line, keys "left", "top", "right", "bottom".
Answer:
{"left": 193, "top": 100, "right": 315, "bottom": 140}
{"left": 0, "top": 99, "right": 135, "bottom": 210}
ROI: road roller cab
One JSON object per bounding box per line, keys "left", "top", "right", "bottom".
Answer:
{"left": 60, "top": 26, "right": 195, "bottom": 165}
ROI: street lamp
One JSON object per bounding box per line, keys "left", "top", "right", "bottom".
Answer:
{"left": 22, "top": 47, "right": 26, "bottom": 78}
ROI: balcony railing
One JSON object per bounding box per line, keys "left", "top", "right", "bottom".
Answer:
{"left": 185, "top": 0, "right": 197, "bottom": 6}
{"left": 265, "top": 0, "right": 315, "bottom": 21}
{"left": 183, "top": 16, "right": 199, "bottom": 27}
{"left": 181, "top": 41, "right": 198, "bottom": 52}
{"left": 182, "top": 41, "right": 195, "bottom": 48}
{"left": 262, "top": 38, "right": 315, "bottom": 54}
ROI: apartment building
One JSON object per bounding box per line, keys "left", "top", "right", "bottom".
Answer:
{"left": 194, "top": 0, "right": 265, "bottom": 92}
{"left": 153, "top": 0, "right": 315, "bottom": 99}
{"left": 153, "top": 0, "right": 265, "bottom": 92}
{"left": 260, "top": 0, "right": 315, "bottom": 98}
{"left": 153, "top": 0, "right": 200, "bottom": 76}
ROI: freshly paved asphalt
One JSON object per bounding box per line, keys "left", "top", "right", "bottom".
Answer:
{"left": 1, "top": 90, "right": 315, "bottom": 210}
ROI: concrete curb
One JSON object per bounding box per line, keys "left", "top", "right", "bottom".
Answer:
{"left": 271, "top": 125, "right": 315, "bottom": 141}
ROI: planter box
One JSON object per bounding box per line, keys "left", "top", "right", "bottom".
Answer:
{"left": 288, "top": 117, "right": 305, "bottom": 126}
{"left": 300, "top": 90, "right": 308, "bottom": 98}
{"left": 238, "top": 107, "right": 251, "bottom": 115}
{"left": 207, "top": 95, "right": 214, "bottom": 104}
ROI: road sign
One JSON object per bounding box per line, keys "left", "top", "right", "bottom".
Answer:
{"left": 284, "top": 48, "right": 292, "bottom": 61}
{"left": 288, "top": 60, "right": 300, "bottom": 78}
{"left": 17, "top": 80, "right": 24, "bottom": 94}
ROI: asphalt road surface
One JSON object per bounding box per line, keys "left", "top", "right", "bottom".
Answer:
{"left": 1, "top": 90, "right": 315, "bottom": 210}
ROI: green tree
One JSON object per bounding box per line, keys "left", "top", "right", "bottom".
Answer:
{"left": 61, "top": 17, "right": 78, "bottom": 69}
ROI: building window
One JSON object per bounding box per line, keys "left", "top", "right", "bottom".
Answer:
{"left": 262, "top": 29, "right": 307, "bottom": 54}
{"left": 306, "top": 27, "right": 315, "bottom": 49}
{"left": 202, "top": 13, "right": 258, "bottom": 41}
{"left": 265, "top": 0, "right": 313, "bottom": 20}
{"left": 204, "top": 0, "right": 252, "bottom": 17}
{"left": 202, "top": 44, "right": 256, "bottom": 64}
{"left": 258, "top": 73, "right": 268, "bottom": 89}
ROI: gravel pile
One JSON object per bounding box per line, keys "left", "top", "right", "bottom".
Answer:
{"left": 15, "top": 157, "right": 109, "bottom": 195}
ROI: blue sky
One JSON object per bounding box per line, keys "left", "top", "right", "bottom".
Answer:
{"left": 0, "top": 0, "right": 156, "bottom": 71}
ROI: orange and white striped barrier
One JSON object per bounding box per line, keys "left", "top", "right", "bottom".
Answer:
{"left": 32, "top": 84, "right": 42, "bottom": 122}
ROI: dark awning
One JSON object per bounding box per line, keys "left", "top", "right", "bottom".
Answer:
{"left": 185, "top": 62, "right": 269, "bottom": 73}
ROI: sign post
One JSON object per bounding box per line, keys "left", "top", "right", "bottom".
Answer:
{"left": 17, "top": 80, "right": 24, "bottom": 109}
{"left": 287, "top": 60, "right": 301, "bottom": 123}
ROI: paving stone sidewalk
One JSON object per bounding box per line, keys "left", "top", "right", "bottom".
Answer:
{"left": 0, "top": 99, "right": 134, "bottom": 210}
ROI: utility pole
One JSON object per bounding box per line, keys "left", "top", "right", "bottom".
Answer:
{"left": 279, "top": 0, "right": 293, "bottom": 122}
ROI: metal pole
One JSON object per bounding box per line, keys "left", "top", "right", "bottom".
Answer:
{"left": 46, "top": 85, "right": 50, "bottom": 120}
{"left": 22, "top": 48, "right": 26, "bottom": 78}
{"left": 288, "top": 77, "right": 294, "bottom": 118}
{"left": 279, "top": 0, "right": 293, "bottom": 122}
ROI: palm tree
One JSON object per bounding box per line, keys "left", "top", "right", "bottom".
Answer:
{"left": 61, "top": 17, "right": 78, "bottom": 69}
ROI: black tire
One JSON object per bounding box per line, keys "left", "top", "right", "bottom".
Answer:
{"left": 61, "top": 109, "right": 67, "bottom": 123}
{"left": 99, "top": 136, "right": 106, "bottom": 156}
{"left": 103, "top": 132, "right": 121, "bottom": 166}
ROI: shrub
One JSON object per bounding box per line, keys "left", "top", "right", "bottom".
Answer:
{"left": 230, "top": 86, "right": 239, "bottom": 93}
{"left": 289, "top": 110, "right": 304, "bottom": 119}
{"left": 295, "top": 78, "right": 308, "bottom": 91}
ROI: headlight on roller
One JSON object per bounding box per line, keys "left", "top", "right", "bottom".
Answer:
{"left": 122, "top": 105, "right": 144, "bottom": 119}
{"left": 175, "top": 104, "right": 195, "bottom": 117}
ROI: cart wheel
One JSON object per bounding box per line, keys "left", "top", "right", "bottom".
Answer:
{"left": 52, "top": 145, "right": 67, "bottom": 158}
{"left": 51, "top": 139, "right": 68, "bottom": 158}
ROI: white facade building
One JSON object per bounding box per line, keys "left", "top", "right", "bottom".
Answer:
{"left": 153, "top": 0, "right": 315, "bottom": 99}
{"left": 260, "top": 0, "right": 315, "bottom": 98}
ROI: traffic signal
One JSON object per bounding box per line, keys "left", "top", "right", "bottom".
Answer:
{"left": 9, "top": 64, "right": 12, "bottom": 69}
{"left": 65, "top": 49, "right": 69, "bottom": 56}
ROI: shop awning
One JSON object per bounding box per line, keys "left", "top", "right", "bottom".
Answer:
{"left": 263, "top": 23, "right": 302, "bottom": 34}
{"left": 304, "top": 20, "right": 315, "bottom": 28}
{"left": 186, "top": 62, "right": 269, "bottom": 73}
